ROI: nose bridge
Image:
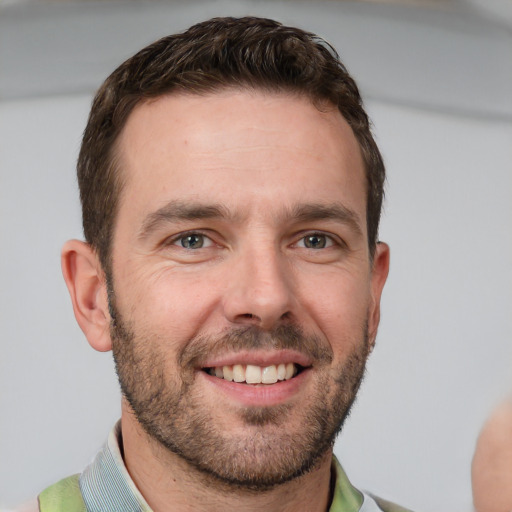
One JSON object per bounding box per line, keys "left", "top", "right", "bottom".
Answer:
{"left": 223, "top": 237, "right": 295, "bottom": 329}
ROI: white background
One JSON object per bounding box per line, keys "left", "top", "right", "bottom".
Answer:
{"left": 1, "top": 1, "right": 511, "bottom": 511}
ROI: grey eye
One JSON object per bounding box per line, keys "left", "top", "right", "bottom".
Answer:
{"left": 303, "top": 234, "right": 327, "bottom": 249}
{"left": 180, "top": 234, "right": 205, "bottom": 249}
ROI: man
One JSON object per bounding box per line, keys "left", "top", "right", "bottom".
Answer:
{"left": 22, "top": 16, "right": 409, "bottom": 512}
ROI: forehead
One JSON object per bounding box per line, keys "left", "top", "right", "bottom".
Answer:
{"left": 115, "top": 90, "right": 366, "bottom": 228}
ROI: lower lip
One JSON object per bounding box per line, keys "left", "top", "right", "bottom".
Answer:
{"left": 198, "top": 368, "right": 311, "bottom": 407}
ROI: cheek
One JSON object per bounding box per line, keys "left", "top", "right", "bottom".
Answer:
{"left": 116, "top": 263, "right": 224, "bottom": 343}
{"left": 298, "top": 269, "right": 371, "bottom": 347}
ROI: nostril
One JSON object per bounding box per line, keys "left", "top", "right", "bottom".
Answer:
{"left": 234, "top": 313, "right": 264, "bottom": 326}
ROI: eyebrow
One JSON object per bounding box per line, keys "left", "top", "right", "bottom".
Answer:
{"left": 138, "top": 200, "right": 363, "bottom": 240}
{"left": 290, "top": 203, "right": 363, "bottom": 236}
{"left": 138, "top": 200, "right": 233, "bottom": 240}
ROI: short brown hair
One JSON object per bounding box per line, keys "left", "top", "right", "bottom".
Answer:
{"left": 78, "top": 16, "right": 385, "bottom": 271}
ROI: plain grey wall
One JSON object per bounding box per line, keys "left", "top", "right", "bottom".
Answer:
{"left": 1, "top": 2, "right": 511, "bottom": 510}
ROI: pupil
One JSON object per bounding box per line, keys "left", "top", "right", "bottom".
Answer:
{"left": 182, "top": 234, "right": 203, "bottom": 249}
{"left": 306, "top": 235, "right": 326, "bottom": 249}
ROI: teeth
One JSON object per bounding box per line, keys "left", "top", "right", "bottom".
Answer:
{"left": 207, "top": 363, "right": 299, "bottom": 384}
{"left": 245, "top": 364, "right": 262, "bottom": 384}
{"left": 261, "top": 365, "right": 278, "bottom": 384}
{"left": 285, "top": 362, "right": 295, "bottom": 380}
{"left": 223, "top": 365, "right": 234, "bottom": 382}
{"left": 233, "top": 364, "right": 245, "bottom": 383}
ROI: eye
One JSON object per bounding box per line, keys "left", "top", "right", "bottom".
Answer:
{"left": 298, "top": 233, "right": 333, "bottom": 249}
{"left": 174, "top": 233, "right": 212, "bottom": 249}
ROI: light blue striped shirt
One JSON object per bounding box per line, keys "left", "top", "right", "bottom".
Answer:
{"left": 79, "top": 422, "right": 151, "bottom": 512}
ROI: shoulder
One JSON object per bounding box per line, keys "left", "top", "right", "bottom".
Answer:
{"left": 12, "top": 474, "right": 87, "bottom": 512}
{"left": 331, "top": 456, "right": 413, "bottom": 512}
{"left": 38, "top": 474, "right": 86, "bottom": 512}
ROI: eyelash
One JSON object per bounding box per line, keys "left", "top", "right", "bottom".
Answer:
{"left": 297, "top": 230, "right": 345, "bottom": 248}
{"left": 166, "top": 231, "right": 213, "bottom": 249}
{"left": 164, "top": 230, "right": 341, "bottom": 250}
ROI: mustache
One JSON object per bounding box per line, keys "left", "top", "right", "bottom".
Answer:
{"left": 179, "top": 324, "right": 333, "bottom": 368}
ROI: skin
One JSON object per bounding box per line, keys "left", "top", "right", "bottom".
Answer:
{"left": 62, "top": 90, "right": 389, "bottom": 512}
{"left": 472, "top": 400, "right": 512, "bottom": 512}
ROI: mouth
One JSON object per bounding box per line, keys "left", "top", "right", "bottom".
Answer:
{"left": 202, "top": 363, "right": 306, "bottom": 385}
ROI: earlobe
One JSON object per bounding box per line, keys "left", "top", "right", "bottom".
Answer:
{"left": 61, "top": 240, "right": 112, "bottom": 352}
{"left": 368, "top": 242, "right": 390, "bottom": 347}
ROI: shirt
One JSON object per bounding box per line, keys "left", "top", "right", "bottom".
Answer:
{"left": 78, "top": 422, "right": 400, "bottom": 512}
{"left": 12, "top": 422, "right": 410, "bottom": 512}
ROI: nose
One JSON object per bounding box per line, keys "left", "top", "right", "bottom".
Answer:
{"left": 222, "top": 244, "right": 296, "bottom": 330}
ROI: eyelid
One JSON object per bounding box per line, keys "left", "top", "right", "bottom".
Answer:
{"left": 293, "top": 230, "right": 343, "bottom": 248}
{"left": 164, "top": 230, "right": 215, "bottom": 248}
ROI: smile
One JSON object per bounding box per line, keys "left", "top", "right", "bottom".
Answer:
{"left": 203, "top": 363, "right": 303, "bottom": 384}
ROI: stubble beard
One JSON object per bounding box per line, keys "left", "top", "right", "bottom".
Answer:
{"left": 109, "top": 296, "right": 370, "bottom": 491}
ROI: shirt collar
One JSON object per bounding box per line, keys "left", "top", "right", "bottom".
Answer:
{"left": 330, "top": 457, "right": 364, "bottom": 511}
{"left": 79, "top": 421, "right": 152, "bottom": 512}
{"left": 79, "top": 421, "right": 364, "bottom": 512}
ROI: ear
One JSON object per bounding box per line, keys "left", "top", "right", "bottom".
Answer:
{"left": 367, "top": 242, "right": 390, "bottom": 348}
{"left": 61, "top": 240, "right": 112, "bottom": 352}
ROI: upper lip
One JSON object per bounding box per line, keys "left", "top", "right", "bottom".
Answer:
{"left": 199, "top": 349, "right": 314, "bottom": 369}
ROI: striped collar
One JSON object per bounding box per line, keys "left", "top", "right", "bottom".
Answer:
{"left": 79, "top": 422, "right": 152, "bottom": 511}
{"left": 79, "top": 421, "right": 369, "bottom": 512}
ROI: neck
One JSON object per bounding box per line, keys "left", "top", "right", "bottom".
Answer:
{"left": 121, "top": 410, "right": 334, "bottom": 512}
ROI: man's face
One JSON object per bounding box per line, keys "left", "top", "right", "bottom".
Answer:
{"left": 108, "top": 90, "right": 387, "bottom": 488}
